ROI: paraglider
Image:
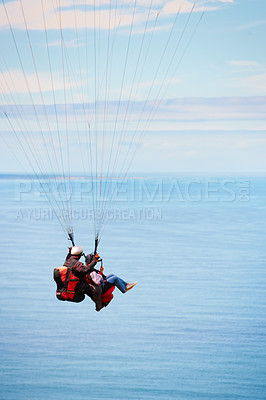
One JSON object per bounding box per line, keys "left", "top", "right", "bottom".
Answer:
{"left": 0, "top": 0, "right": 203, "bottom": 310}
{"left": 54, "top": 245, "right": 137, "bottom": 311}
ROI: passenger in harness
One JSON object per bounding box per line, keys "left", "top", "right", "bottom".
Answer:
{"left": 85, "top": 253, "right": 138, "bottom": 296}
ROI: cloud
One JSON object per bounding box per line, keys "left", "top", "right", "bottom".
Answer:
{"left": 0, "top": 69, "right": 77, "bottom": 95}
{"left": 212, "top": 0, "right": 234, "bottom": 3}
{"left": 1, "top": 95, "right": 265, "bottom": 137}
{"left": 47, "top": 39, "right": 79, "bottom": 49}
{"left": 0, "top": 0, "right": 235, "bottom": 33}
{"left": 234, "top": 19, "right": 266, "bottom": 32}
{"left": 162, "top": 0, "right": 232, "bottom": 15}
{"left": 0, "top": 0, "right": 144, "bottom": 31}
{"left": 155, "top": 96, "right": 266, "bottom": 122}
{"left": 225, "top": 60, "right": 266, "bottom": 95}
{"left": 129, "top": 77, "right": 181, "bottom": 98}
{"left": 132, "top": 23, "right": 172, "bottom": 36}
{"left": 163, "top": 1, "right": 197, "bottom": 14}
{"left": 226, "top": 73, "right": 266, "bottom": 96}
{"left": 228, "top": 60, "right": 262, "bottom": 68}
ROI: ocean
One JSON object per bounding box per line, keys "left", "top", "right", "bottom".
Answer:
{"left": 0, "top": 174, "right": 265, "bottom": 400}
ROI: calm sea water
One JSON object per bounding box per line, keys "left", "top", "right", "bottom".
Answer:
{"left": 0, "top": 175, "right": 266, "bottom": 400}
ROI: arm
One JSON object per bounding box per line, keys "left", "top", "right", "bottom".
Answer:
{"left": 72, "top": 258, "right": 97, "bottom": 274}
{"left": 85, "top": 259, "right": 98, "bottom": 273}
{"left": 63, "top": 248, "right": 72, "bottom": 266}
{"left": 84, "top": 253, "right": 100, "bottom": 273}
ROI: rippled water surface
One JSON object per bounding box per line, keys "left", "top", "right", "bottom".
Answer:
{"left": 0, "top": 175, "right": 265, "bottom": 400}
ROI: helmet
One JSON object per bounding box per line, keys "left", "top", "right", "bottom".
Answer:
{"left": 71, "top": 245, "right": 83, "bottom": 256}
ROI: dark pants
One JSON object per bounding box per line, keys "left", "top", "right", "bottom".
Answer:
{"left": 79, "top": 280, "right": 103, "bottom": 311}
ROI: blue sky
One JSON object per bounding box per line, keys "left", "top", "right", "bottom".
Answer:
{"left": 0, "top": 0, "right": 265, "bottom": 174}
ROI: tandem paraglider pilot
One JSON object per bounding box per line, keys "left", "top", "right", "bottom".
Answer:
{"left": 54, "top": 245, "right": 137, "bottom": 312}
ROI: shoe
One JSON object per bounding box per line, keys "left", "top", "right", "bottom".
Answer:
{"left": 126, "top": 282, "right": 137, "bottom": 292}
{"left": 95, "top": 303, "right": 104, "bottom": 312}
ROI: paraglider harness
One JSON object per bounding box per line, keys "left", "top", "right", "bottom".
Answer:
{"left": 53, "top": 235, "right": 115, "bottom": 306}
{"left": 54, "top": 266, "right": 85, "bottom": 303}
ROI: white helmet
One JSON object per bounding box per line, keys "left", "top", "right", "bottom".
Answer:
{"left": 71, "top": 245, "right": 83, "bottom": 256}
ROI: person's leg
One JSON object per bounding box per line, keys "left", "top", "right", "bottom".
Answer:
{"left": 91, "top": 287, "right": 103, "bottom": 311}
{"left": 105, "top": 274, "right": 127, "bottom": 293}
{"left": 84, "top": 282, "right": 103, "bottom": 311}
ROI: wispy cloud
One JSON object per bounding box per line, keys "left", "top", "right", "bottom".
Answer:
{"left": 227, "top": 73, "right": 266, "bottom": 96}
{"left": 1, "top": 95, "right": 265, "bottom": 134}
{"left": 225, "top": 60, "right": 266, "bottom": 94}
{"left": 47, "top": 39, "right": 79, "bottom": 49}
{"left": 162, "top": 0, "right": 233, "bottom": 15}
{"left": 0, "top": 0, "right": 145, "bottom": 31}
{"left": 227, "top": 60, "right": 265, "bottom": 76}
{"left": 128, "top": 77, "right": 181, "bottom": 96}
{"left": 0, "top": 0, "right": 234, "bottom": 33}
{"left": 0, "top": 69, "right": 76, "bottom": 94}
{"left": 234, "top": 19, "right": 266, "bottom": 32}
{"left": 228, "top": 60, "right": 262, "bottom": 68}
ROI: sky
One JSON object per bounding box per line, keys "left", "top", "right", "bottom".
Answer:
{"left": 0, "top": 0, "right": 265, "bottom": 174}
